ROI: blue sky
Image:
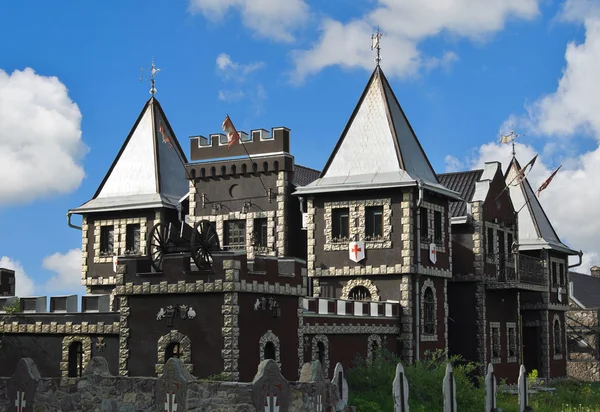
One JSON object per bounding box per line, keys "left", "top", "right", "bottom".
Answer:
{"left": 1, "top": 0, "right": 600, "bottom": 298}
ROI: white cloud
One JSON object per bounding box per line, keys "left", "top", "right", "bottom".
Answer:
{"left": 291, "top": 0, "right": 540, "bottom": 82}
{"left": 0, "top": 256, "right": 35, "bottom": 297}
{"left": 0, "top": 68, "right": 87, "bottom": 207}
{"left": 189, "top": 0, "right": 310, "bottom": 43}
{"left": 216, "top": 53, "right": 265, "bottom": 81}
{"left": 215, "top": 54, "right": 267, "bottom": 113}
{"left": 41, "top": 249, "right": 85, "bottom": 295}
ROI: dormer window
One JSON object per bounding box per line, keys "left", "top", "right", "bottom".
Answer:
{"left": 365, "top": 206, "right": 383, "bottom": 241}
{"left": 332, "top": 208, "right": 349, "bottom": 242}
{"left": 100, "top": 226, "right": 114, "bottom": 256}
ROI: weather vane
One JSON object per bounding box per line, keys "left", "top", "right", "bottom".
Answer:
{"left": 371, "top": 27, "right": 383, "bottom": 66}
{"left": 500, "top": 127, "right": 520, "bottom": 157}
{"left": 140, "top": 58, "right": 161, "bottom": 96}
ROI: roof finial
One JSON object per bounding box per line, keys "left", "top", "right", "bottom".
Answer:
{"left": 500, "top": 127, "right": 520, "bottom": 158}
{"left": 371, "top": 27, "right": 383, "bottom": 66}
{"left": 140, "top": 57, "right": 162, "bottom": 96}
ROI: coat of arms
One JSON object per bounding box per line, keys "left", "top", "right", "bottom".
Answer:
{"left": 429, "top": 243, "right": 437, "bottom": 265}
{"left": 349, "top": 241, "right": 365, "bottom": 263}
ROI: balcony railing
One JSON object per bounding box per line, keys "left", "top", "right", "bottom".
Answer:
{"left": 485, "top": 253, "right": 545, "bottom": 286}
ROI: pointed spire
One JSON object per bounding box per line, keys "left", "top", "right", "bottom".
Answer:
{"left": 500, "top": 128, "right": 520, "bottom": 158}
{"left": 371, "top": 27, "right": 383, "bottom": 66}
{"left": 140, "top": 58, "right": 161, "bottom": 96}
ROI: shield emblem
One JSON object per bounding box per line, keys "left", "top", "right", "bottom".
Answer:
{"left": 429, "top": 243, "right": 437, "bottom": 265}
{"left": 179, "top": 305, "right": 189, "bottom": 319}
{"left": 112, "top": 256, "right": 119, "bottom": 273}
{"left": 349, "top": 241, "right": 365, "bottom": 263}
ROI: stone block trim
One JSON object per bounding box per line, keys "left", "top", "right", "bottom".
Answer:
{"left": 81, "top": 216, "right": 89, "bottom": 284}
{"left": 420, "top": 279, "right": 438, "bottom": 342}
{"left": 222, "top": 292, "right": 240, "bottom": 381}
{"left": 155, "top": 330, "right": 193, "bottom": 375}
{"left": 506, "top": 322, "right": 518, "bottom": 363}
{"left": 400, "top": 192, "right": 414, "bottom": 270}
{"left": 340, "top": 278, "right": 380, "bottom": 301}
{"left": 297, "top": 298, "right": 305, "bottom": 378}
{"left": 0, "top": 321, "right": 119, "bottom": 334}
{"left": 259, "top": 330, "right": 281, "bottom": 369}
{"left": 304, "top": 324, "right": 399, "bottom": 335}
{"left": 306, "top": 198, "right": 316, "bottom": 273}
{"left": 399, "top": 275, "right": 413, "bottom": 364}
{"left": 420, "top": 201, "right": 447, "bottom": 253}
{"left": 61, "top": 335, "right": 92, "bottom": 377}
{"left": 276, "top": 170, "right": 289, "bottom": 257}
{"left": 476, "top": 283, "right": 487, "bottom": 369}
{"left": 92, "top": 217, "right": 148, "bottom": 265}
{"left": 367, "top": 334, "right": 382, "bottom": 363}
{"left": 553, "top": 313, "right": 563, "bottom": 361}
{"left": 311, "top": 334, "right": 330, "bottom": 378}
{"left": 489, "top": 321, "right": 501, "bottom": 364}
{"left": 118, "top": 296, "right": 130, "bottom": 376}
{"left": 323, "top": 199, "right": 393, "bottom": 251}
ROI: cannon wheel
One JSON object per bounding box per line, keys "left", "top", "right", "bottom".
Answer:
{"left": 148, "top": 222, "right": 169, "bottom": 272}
{"left": 190, "top": 220, "right": 221, "bottom": 270}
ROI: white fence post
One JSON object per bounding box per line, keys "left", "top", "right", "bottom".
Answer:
{"left": 485, "top": 363, "right": 496, "bottom": 412}
{"left": 393, "top": 363, "right": 409, "bottom": 412}
{"left": 443, "top": 363, "right": 457, "bottom": 412}
{"left": 518, "top": 365, "right": 529, "bottom": 412}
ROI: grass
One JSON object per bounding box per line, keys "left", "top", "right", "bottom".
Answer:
{"left": 347, "top": 349, "right": 600, "bottom": 412}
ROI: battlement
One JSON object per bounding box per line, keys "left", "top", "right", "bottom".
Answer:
{"left": 0, "top": 268, "right": 15, "bottom": 296}
{"left": 302, "top": 297, "right": 400, "bottom": 318}
{"left": 189, "top": 127, "right": 290, "bottom": 161}
{"left": 0, "top": 294, "right": 113, "bottom": 314}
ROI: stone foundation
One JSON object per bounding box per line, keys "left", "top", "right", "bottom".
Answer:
{"left": 567, "top": 360, "right": 600, "bottom": 381}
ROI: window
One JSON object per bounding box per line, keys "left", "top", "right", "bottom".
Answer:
{"left": 491, "top": 324, "right": 501, "bottom": 360}
{"left": 507, "top": 233, "right": 514, "bottom": 253}
{"left": 252, "top": 218, "right": 268, "bottom": 249}
{"left": 365, "top": 206, "right": 383, "bottom": 240}
{"left": 332, "top": 208, "right": 349, "bottom": 241}
{"left": 552, "top": 261, "right": 558, "bottom": 285}
{"left": 420, "top": 208, "right": 429, "bottom": 241}
{"left": 349, "top": 286, "right": 371, "bottom": 301}
{"left": 434, "top": 211, "right": 442, "bottom": 244}
{"left": 507, "top": 324, "right": 517, "bottom": 360}
{"left": 165, "top": 342, "right": 183, "bottom": 362}
{"left": 423, "top": 288, "right": 436, "bottom": 335}
{"left": 264, "top": 341, "right": 276, "bottom": 360}
{"left": 68, "top": 341, "right": 83, "bottom": 377}
{"left": 487, "top": 228, "right": 495, "bottom": 255}
{"left": 559, "top": 263, "right": 565, "bottom": 286}
{"left": 317, "top": 341, "right": 325, "bottom": 367}
{"left": 126, "top": 224, "right": 141, "bottom": 254}
{"left": 100, "top": 226, "right": 114, "bottom": 256}
{"left": 224, "top": 220, "right": 246, "bottom": 250}
{"left": 554, "top": 318, "right": 562, "bottom": 355}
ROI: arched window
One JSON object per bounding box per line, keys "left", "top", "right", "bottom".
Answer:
{"left": 241, "top": 164, "right": 248, "bottom": 174}
{"left": 190, "top": 168, "right": 197, "bottom": 179}
{"left": 221, "top": 165, "right": 227, "bottom": 176}
{"left": 252, "top": 163, "right": 258, "bottom": 173}
{"left": 349, "top": 286, "right": 371, "bottom": 301}
{"left": 231, "top": 165, "right": 237, "bottom": 175}
{"left": 367, "top": 334, "right": 382, "bottom": 363}
{"left": 554, "top": 318, "right": 562, "bottom": 355}
{"left": 210, "top": 167, "right": 216, "bottom": 177}
{"left": 200, "top": 168, "right": 206, "bottom": 178}
{"left": 423, "top": 287, "right": 436, "bottom": 335}
{"left": 262, "top": 162, "right": 269, "bottom": 172}
{"left": 273, "top": 161, "right": 279, "bottom": 172}
{"left": 165, "top": 342, "right": 183, "bottom": 362}
{"left": 68, "top": 341, "right": 83, "bottom": 377}
{"left": 264, "top": 341, "right": 276, "bottom": 360}
{"left": 317, "top": 341, "right": 325, "bottom": 366}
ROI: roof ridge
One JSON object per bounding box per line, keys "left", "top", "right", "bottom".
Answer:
{"left": 438, "top": 169, "right": 484, "bottom": 177}
{"left": 295, "top": 164, "right": 321, "bottom": 173}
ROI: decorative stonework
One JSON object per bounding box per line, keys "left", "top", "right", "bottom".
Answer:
{"left": 420, "top": 279, "right": 438, "bottom": 342}
{"left": 259, "top": 330, "right": 281, "bottom": 368}
{"left": 340, "top": 278, "right": 380, "bottom": 302}
{"left": 276, "top": 170, "right": 289, "bottom": 257}
{"left": 489, "top": 322, "right": 501, "bottom": 364}
{"left": 553, "top": 313, "right": 563, "bottom": 360}
{"left": 118, "top": 295, "right": 130, "bottom": 376}
{"left": 298, "top": 297, "right": 305, "bottom": 378}
{"left": 506, "top": 322, "right": 518, "bottom": 363}
{"left": 323, "top": 199, "right": 393, "bottom": 251}
{"left": 92, "top": 218, "right": 148, "bottom": 264}
{"left": 311, "top": 335, "right": 330, "bottom": 377}
{"left": 0, "top": 321, "right": 119, "bottom": 334}
{"left": 420, "top": 201, "right": 447, "bottom": 253}
{"left": 367, "top": 334, "right": 382, "bottom": 362}
{"left": 444, "top": 279, "right": 449, "bottom": 350}
{"left": 400, "top": 192, "right": 413, "bottom": 270}
{"left": 398, "top": 275, "right": 413, "bottom": 364}
{"left": 222, "top": 291, "right": 240, "bottom": 381}
{"left": 475, "top": 282, "right": 487, "bottom": 370}
{"left": 61, "top": 335, "right": 92, "bottom": 377}
{"left": 306, "top": 198, "right": 316, "bottom": 273}
{"left": 155, "top": 330, "right": 193, "bottom": 375}
{"left": 304, "top": 324, "right": 399, "bottom": 335}
{"left": 81, "top": 216, "right": 89, "bottom": 284}
{"left": 312, "top": 264, "right": 452, "bottom": 278}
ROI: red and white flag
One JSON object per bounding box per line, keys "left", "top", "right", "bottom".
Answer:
{"left": 158, "top": 122, "right": 173, "bottom": 148}
{"left": 537, "top": 165, "right": 562, "bottom": 197}
{"left": 222, "top": 115, "right": 240, "bottom": 148}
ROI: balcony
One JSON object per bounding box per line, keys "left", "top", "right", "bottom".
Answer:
{"left": 485, "top": 253, "right": 545, "bottom": 287}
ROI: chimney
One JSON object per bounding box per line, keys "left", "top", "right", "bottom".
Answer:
{"left": 591, "top": 265, "right": 600, "bottom": 278}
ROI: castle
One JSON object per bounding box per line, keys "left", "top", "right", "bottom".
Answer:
{"left": 0, "top": 64, "right": 581, "bottom": 385}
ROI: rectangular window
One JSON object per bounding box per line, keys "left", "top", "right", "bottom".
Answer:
{"left": 365, "top": 206, "right": 383, "bottom": 240}
{"left": 508, "top": 325, "right": 517, "bottom": 359}
{"left": 507, "top": 232, "right": 514, "bottom": 253}
{"left": 552, "top": 261, "right": 558, "bottom": 285}
{"left": 434, "top": 211, "right": 442, "bottom": 244}
{"left": 420, "top": 208, "right": 429, "bottom": 241}
{"left": 491, "top": 325, "right": 501, "bottom": 360}
{"left": 126, "top": 224, "right": 141, "bottom": 254}
{"left": 332, "top": 208, "right": 349, "bottom": 241}
{"left": 559, "top": 263, "right": 565, "bottom": 286}
{"left": 487, "top": 228, "right": 495, "bottom": 256}
{"left": 225, "top": 220, "right": 246, "bottom": 250}
{"left": 253, "top": 218, "right": 268, "bottom": 248}
{"left": 100, "top": 225, "right": 114, "bottom": 255}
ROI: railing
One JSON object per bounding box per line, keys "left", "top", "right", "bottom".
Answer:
{"left": 485, "top": 253, "right": 545, "bottom": 286}
{"left": 518, "top": 254, "right": 545, "bottom": 285}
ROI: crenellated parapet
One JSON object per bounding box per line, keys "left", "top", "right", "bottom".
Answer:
{"left": 0, "top": 294, "right": 113, "bottom": 315}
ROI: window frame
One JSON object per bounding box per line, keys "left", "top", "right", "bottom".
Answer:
{"left": 332, "top": 207, "right": 350, "bottom": 242}
{"left": 487, "top": 227, "right": 495, "bottom": 256}
{"left": 224, "top": 219, "right": 246, "bottom": 250}
{"left": 507, "top": 322, "right": 517, "bottom": 363}
{"left": 490, "top": 322, "right": 502, "bottom": 363}
{"left": 100, "top": 225, "right": 115, "bottom": 256}
{"left": 423, "top": 287, "right": 436, "bottom": 335}
{"left": 433, "top": 210, "right": 443, "bottom": 244}
{"left": 365, "top": 206, "right": 384, "bottom": 241}
{"left": 125, "top": 223, "right": 141, "bottom": 255}
{"left": 252, "top": 218, "right": 269, "bottom": 249}
{"left": 420, "top": 207, "right": 429, "bottom": 242}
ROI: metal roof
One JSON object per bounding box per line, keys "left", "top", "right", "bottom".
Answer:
{"left": 438, "top": 169, "right": 483, "bottom": 217}
{"left": 70, "top": 98, "right": 189, "bottom": 214}
{"left": 569, "top": 271, "right": 600, "bottom": 309}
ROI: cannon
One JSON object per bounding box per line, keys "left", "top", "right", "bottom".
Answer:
{"left": 147, "top": 219, "right": 221, "bottom": 272}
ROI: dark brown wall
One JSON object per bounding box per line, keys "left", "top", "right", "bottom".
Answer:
{"left": 447, "top": 282, "right": 478, "bottom": 361}
{"left": 481, "top": 167, "right": 517, "bottom": 225}
{"left": 238, "top": 294, "right": 300, "bottom": 381}
{"left": 126, "top": 294, "right": 224, "bottom": 378}
{"left": 451, "top": 225, "right": 475, "bottom": 277}
{"left": 318, "top": 276, "right": 403, "bottom": 301}
{"left": 485, "top": 290, "right": 520, "bottom": 380}
{"left": 418, "top": 192, "right": 451, "bottom": 271}
{"left": 420, "top": 277, "right": 447, "bottom": 357}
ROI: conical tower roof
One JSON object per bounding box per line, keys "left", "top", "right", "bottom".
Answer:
{"left": 296, "top": 66, "right": 459, "bottom": 199}
{"left": 70, "top": 97, "right": 189, "bottom": 214}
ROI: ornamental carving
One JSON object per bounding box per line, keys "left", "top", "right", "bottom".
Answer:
{"left": 61, "top": 335, "right": 92, "bottom": 377}
{"left": 340, "top": 278, "right": 380, "bottom": 302}
{"left": 157, "top": 305, "right": 197, "bottom": 326}
{"left": 253, "top": 296, "right": 281, "bottom": 318}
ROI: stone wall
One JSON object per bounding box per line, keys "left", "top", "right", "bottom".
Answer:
{"left": 567, "top": 308, "right": 599, "bottom": 381}
{"left": 0, "top": 357, "right": 354, "bottom": 412}
{"left": 567, "top": 360, "right": 600, "bottom": 381}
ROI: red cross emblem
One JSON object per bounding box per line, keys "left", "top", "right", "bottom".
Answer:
{"left": 164, "top": 392, "right": 177, "bottom": 412}
{"left": 349, "top": 241, "right": 365, "bottom": 263}
{"left": 15, "top": 390, "right": 26, "bottom": 412}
